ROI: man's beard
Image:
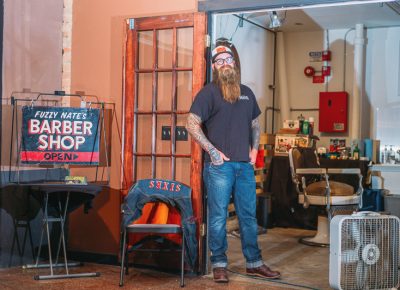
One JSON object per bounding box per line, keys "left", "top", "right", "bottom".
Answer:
{"left": 213, "top": 65, "right": 241, "bottom": 103}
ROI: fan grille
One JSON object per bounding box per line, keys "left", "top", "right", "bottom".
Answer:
{"left": 340, "top": 217, "right": 399, "bottom": 290}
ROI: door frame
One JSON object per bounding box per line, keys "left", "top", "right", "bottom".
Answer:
{"left": 121, "top": 12, "right": 207, "bottom": 273}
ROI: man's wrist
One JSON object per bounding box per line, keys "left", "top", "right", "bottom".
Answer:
{"left": 209, "top": 147, "right": 222, "bottom": 164}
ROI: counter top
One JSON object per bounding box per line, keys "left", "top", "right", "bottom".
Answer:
{"left": 371, "top": 164, "right": 400, "bottom": 172}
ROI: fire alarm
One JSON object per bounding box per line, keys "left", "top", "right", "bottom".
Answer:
{"left": 304, "top": 66, "right": 315, "bottom": 77}
{"left": 322, "top": 66, "right": 331, "bottom": 76}
{"left": 322, "top": 50, "right": 331, "bottom": 61}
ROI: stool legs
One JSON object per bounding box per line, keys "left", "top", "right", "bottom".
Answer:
{"left": 119, "top": 228, "right": 185, "bottom": 287}
{"left": 119, "top": 229, "right": 127, "bottom": 287}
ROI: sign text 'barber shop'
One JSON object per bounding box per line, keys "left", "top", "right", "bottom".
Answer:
{"left": 21, "top": 106, "right": 100, "bottom": 164}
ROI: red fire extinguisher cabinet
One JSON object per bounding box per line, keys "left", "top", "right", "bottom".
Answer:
{"left": 319, "top": 91, "right": 348, "bottom": 132}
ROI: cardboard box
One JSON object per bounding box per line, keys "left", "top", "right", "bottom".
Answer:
{"left": 384, "top": 194, "right": 400, "bottom": 218}
{"left": 283, "top": 120, "right": 300, "bottom": 129}
{"left": 274, "top": 134, "right": 310, "bottom": 155}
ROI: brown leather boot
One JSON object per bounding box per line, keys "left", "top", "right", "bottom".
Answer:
{"left": 246, "top": 264, "right": 281, "bottom": 279}
{"left": 213, "top": 267, "right": 229, "bottom": 283}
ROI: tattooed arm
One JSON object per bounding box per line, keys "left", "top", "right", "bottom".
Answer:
{"left": 186, "top": 113, "right": 229, "bottom": 165}
{"left": 249, "top": 117, "right": 261, "bottom": 164}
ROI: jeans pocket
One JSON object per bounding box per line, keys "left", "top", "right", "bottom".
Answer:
{"left": 209, "top": 162, "right": 225, "bottom": 170}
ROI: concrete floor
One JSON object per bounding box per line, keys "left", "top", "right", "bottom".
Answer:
{"left": 0, "top": 227, "right": 330, "bottom": 289}
{"left": 227, "top": 227, "right": 329, "bottom": 289}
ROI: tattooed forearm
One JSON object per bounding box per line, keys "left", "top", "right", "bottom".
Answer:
{"left": 251, "top": 118, "right": 260, "bottom": 150}
{"left": 186, "top": 113, "right": 222, "bottom": 164}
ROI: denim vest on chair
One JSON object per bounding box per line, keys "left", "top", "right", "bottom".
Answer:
{"left": 121, "top": 179, "right": 197, "bottom": 269}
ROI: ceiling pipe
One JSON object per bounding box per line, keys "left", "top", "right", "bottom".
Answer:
{"left": 350, "top": 23, "right": 365, "bottom": 142}
{"left": 276, "top": 32, "right": 291, "bottom": 124}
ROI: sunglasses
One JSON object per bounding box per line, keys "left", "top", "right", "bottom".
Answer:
{"left": 213, "top": 57, "right": 234, "bottom": 66}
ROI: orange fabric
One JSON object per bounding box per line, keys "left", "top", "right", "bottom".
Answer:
{"left": 150, "top": 202, "right": 169, "bottom": 224}
{"left": 163, "top": 206, "right": 182, "bottom": 244}
{"left": 133, "top": 202, "right": 156, "bottom": 224}
{"left": 128, "top": 202, "right": 182, "bottom": 246}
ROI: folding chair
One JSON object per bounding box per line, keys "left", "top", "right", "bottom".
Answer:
{"left": 119, "top": 179, "right": 196, "bottom": 287}
{"left": 119, "top": 224, "right": 184, "bottom": 287}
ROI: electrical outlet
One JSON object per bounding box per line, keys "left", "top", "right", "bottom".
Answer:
{"left": 161, "top": 126, "right": 171, "bottom": 140}
{"left": 176, "top": 126, "right": 188, "bottom": 141}
{"left": 161, "top": 126, "right": 188, "bottom": 141}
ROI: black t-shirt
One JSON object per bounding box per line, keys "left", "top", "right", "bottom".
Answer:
{"left": 189, "top": 82, "right": 261, "bottom": 162}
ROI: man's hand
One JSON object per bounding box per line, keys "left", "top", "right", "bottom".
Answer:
{"left": 249, "top": 148, "right": 258, "bottom": 165}
{"left": 186, "top": 113, "right": 230, "bottom": 164}
{"left": 210, "top": 147, "right": 230, "bottom": 165}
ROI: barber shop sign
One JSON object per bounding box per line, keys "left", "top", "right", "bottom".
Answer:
{"left": 20, "top": 106, "right": 100, "bottom": 164}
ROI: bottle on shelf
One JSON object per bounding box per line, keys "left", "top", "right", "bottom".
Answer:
{"left": 302, "top": 120, "right": 309, "bottom": 135}
{"left": 384, "top": 145, "right": 388, "bottom": 163}
{"left": 308, "top": 117, "right": 314, "bottom": 136}
{"left": 353, "top": 144, "right": 360, "bottom": 160}
{"left": 389, "top": 145, "right": 395, "bottom": 164}
{"left": 297, "top": 114, "right": 305, "bottom": 134}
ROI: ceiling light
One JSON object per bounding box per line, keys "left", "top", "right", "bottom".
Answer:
{"left": 269, "top": 11, "right": 282, "bottom": 29}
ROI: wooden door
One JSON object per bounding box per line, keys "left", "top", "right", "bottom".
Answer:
{"left": 122, "top": 13, "right": 207, "bottom": 271}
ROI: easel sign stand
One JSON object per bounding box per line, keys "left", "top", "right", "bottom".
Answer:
{"left": 9, "top": 91, "right": 110, "bottom": 280}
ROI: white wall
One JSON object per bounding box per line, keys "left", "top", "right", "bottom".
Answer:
{"left": 213, "top": 14, "right": 275, "bottom": 133}
{"left": 284, "top": 26, "right": 400, "bottom": 151}
{"left": 366, "top": 27, "right": 400, "bottom": 153}
{"left": 284, "top": 28, "right": 356, "bottom": 149}
{"left": 284, "top": 30, "right": 325, "bottom": 129}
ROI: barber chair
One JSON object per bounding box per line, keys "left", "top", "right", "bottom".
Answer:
{"left": 119, "top": 179, "right": 196, "bottom": 287}
{"left": 288, "top": 148, "right": 363, "bottom": 246}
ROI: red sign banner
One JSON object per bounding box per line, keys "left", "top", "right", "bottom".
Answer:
{"left": 21, "top": 106, "right": 100, "bottom": 164}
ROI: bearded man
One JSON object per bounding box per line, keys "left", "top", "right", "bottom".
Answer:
{"left": 186, "top": 41, "right": 281, "bottom": 283}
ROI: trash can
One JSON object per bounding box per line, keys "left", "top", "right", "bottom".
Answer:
{"left": 257, "top": 193, "right": 270, "bottom": 230}
{"left": 384, "top": 193, "right": 400, "bottom": 218}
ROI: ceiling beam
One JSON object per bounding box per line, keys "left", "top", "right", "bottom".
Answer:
{"left": 198, "top": 0, "right": 395, "bottom": 13}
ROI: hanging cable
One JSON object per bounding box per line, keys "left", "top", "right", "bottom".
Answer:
{"left": 229, "top": 16, "right": 241, "bottom": 41}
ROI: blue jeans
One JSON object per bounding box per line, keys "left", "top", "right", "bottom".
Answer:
{"left": 203, "top": 162, "right": 263, "bottom": 269}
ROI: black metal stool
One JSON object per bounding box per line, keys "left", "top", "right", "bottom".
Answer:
{"left": 119, "top": 223, "right": 185, "bottom": 287}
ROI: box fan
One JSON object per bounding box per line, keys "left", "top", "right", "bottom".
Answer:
{"left": 330, "top": 212, "right": 399, "bottom": 290}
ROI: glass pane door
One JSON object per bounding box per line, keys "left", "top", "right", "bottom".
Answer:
{"left": 134, "top": 26, "right": 193, "bottom": 184}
